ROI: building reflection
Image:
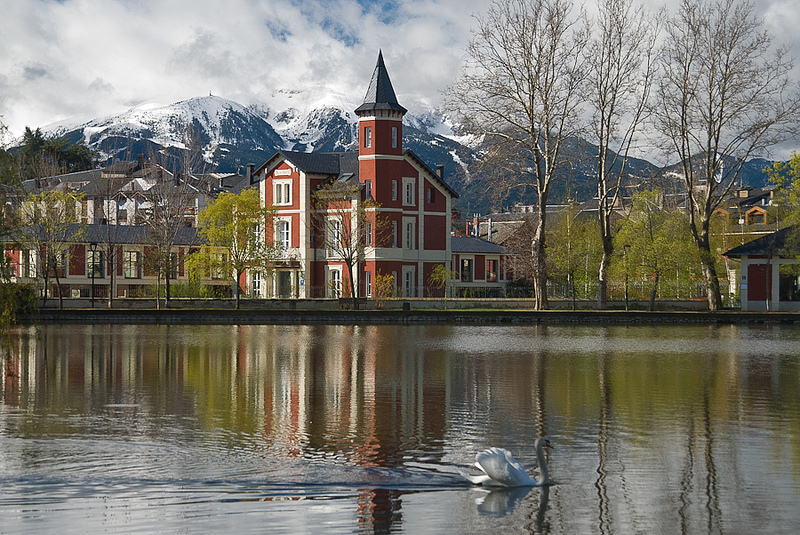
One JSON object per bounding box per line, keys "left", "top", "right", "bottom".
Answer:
{"left": 2, "top": 324, "right": 800, "bottom": 532}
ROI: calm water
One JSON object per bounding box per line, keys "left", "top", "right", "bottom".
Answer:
{"left": 1, "top": 323, "right": 799, "bottom": 533}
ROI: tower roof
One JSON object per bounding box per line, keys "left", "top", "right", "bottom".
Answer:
{"left": 355, "top": 51, "right": 407, "bottom": 115}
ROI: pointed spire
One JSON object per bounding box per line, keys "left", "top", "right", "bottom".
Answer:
{"left": 355, "top": 51, "right": 407, "bottom": 115}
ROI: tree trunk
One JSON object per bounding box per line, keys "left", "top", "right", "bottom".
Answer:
{"left": 234, "top": 270, "right": 241, "bottom": 310}
{"left": 700, "top": 254, "right": 723, "bottom": 311}
{"left": 649, "top": 272, "right": 659, "bottom": 311}
{"left": 597, "top": 233, "right": 613, "bottom": 310}
{"left": 532, "top": 210, "right": 549, "bottom": 311}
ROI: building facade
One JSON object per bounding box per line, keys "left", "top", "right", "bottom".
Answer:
{"left": 254, "top": 52, "right": 457, "bottom": 298}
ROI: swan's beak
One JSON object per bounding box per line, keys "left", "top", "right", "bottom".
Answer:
{"left": 545, "top": 440, "right": 553, "bottom": 449}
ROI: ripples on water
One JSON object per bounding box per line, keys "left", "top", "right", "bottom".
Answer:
{"left": 1, "top": 324, "right": 800, "bottom": 533}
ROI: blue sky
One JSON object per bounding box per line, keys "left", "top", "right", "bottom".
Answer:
{"left": 1, "top": 0, "right": 799, "bottom": 149}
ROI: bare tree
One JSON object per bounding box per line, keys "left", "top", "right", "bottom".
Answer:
{"left": 654, "top": 0, "right": 800, "bottom": 310}
{"left": 311, "top": 179, "right": 386, "bottom": 305}
{"left": 447, "top": 0, "right": 589, "bottom": 309}
{"left": 586, "top": 0, "right": 658, "bottom": 309}
{"left": 142, "top": 131, "right": 210, "bottom": 308}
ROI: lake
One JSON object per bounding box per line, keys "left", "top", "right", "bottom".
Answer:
{"left": 1, "top": 323, "right": 799, "bottom": 533}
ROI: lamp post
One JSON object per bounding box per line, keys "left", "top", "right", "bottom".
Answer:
{"left": 624, "top": 244, "right": 631, "bottom": 311}
{"left": 90, "top": 242, "right": 98, "bottom": 308}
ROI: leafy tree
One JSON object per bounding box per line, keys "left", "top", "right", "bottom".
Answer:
{"left": 447, "top": 0, "right": 589, "bottom": 310}
{"left": 17, "top": 190, "right": 85, "bottom": 309}
{"left": 190, "top": 187, "right": 277, "bottom": 309}
{"left": 653, "top": 0, "right": 800, "bottom": 310}
{"left": 427, "top": 264, "right": 458, "bottom": 308}
{"left": 614, "top": 191, "right": 698, "bottom": 309}
{"left": 548, "top": 202, "right": 601, "bottom": 309}
{"left": 373, "top": 271, "right": 396, "bottom": 309}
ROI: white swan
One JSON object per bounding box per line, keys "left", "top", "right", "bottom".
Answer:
{"left": 464, "top": 438, "right": 552, "bottom": 487}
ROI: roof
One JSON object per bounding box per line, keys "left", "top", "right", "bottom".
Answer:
{"left": 451, "top": 236, "right": 510, "bottom": 255}
{"left": 355, "top": 51, "right": 407, "bottom": 115}
{"left": 259, "top": 150, "right": 359, "bottom": 179}
{"left": 723, "top": 225, "right": 800, "bottom": 257}
{"left": 7, "top": 223, "right": 203, "bottom": 247}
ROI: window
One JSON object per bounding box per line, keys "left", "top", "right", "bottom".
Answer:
{"left": 405, "top": 222, "right": 414, "bottom": 250}
{"left": 365, "top": 180, "right": 372, "bottom": 199}
{"left": 277, "top": 220, "right": 290, "bottom": 251}
{"left": 55, "top": 252, "right": 67, "bottom": 278}
{"left": 252, "top": 271, "right": 261, "bottom": 297}
{"left": 403, "top": 178, "right": 415, "bottom": 206}
{"left": 461, "top": 258, "right": 473, "bottom": 282}
{"left": 274, "top": 181, "right": 292, "bottom": 205}
{"left": 22, "top": 250, "right": 35, "bottom": 278}
{"left": 392, "top": 180, "right": 398, "bottom": 201}
{"left": 365, "top": 270, "right": 372, "bottom": 298}
{"left": 169, "top": 253, "right": 178, "bottom": 280}
{"left": 427, "top": 187, "right": 434, "bottom": 204}
{"left": 326, "top": 218, "right": 341, "bottom": 256}
{"left": 365, "top": 221, "right": 372, "bottom": 247}
{"left": 403, "top": 269, "right": 414, "bottom": 297}
{"left": 211, "top": 253, "right": 226, "bottom": 280}
{"left": 364, "top": 126, "right": 372, "bottom": 148}
{"left": 87, "top": 250, "right": 104, "bottom": 279}
{"left": 123, "top": 251, "right": 141, "bottom": 279}
{"left": 328, "top": 269, "right": 341, "bottom": 298}
{"left": 392, "top": 221, "right": 398, "bottom": 248}
{"left": 487, "top": 259, "right": 498, "bottom": 282}
{"left": 780, "top": 264, "right": 800, "bottom": 301}
{"left": 391, "top": 127, "right": 398, "bottom": 148}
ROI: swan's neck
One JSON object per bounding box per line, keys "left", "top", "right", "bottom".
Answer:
{"left": 536, "top": 443, "right": 550, "bottom": 485}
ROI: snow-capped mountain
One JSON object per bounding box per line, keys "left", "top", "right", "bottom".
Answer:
{"left": 49, "top": 94, "right": 478, "bottom": 196}
{"left": 41, "top": 94, "right": 776, "bottom": 214}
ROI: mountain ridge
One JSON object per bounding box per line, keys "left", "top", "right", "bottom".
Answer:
{"left": 41, "top": 95, "right": 777, "bottom": 214}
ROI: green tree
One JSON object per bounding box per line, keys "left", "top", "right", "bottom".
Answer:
{"left": 427, "top": 264, "right": 458, "bottom": 308}
{"left": 548, "top": 202, "right": 601, "bottom": 309}
{"left": 615, "top": 191, "right": 698, "bottom": 310}
{"left": 17, "top": 190, "right": 85, "bottom": 309}
{"left": 191, "top": 187, "right": 277, "bottom": 309}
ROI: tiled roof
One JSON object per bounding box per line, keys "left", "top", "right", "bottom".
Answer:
{"left": 278, "top": 151, "right": 359, "bottom": 178}
{"left": 451, "top": 236, "right": 509, "bottom": 254}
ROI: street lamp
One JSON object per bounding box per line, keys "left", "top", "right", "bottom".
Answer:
{"left": 90, "top": 242, "right": 98, "bottom": 308}
{"left": 623, "top": 244, "right": 631, "bottom": 312}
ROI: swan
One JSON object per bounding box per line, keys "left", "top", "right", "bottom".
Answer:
{"left": 464, "top": 438, "right": 552, "bottom": 487}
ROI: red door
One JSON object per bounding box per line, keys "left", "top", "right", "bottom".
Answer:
{"left": 747, "top": 264, "right": 771, "bottom": 302}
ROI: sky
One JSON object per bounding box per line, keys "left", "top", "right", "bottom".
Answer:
{"left": 2, "top": 0, "right": 800, "bottom": 149}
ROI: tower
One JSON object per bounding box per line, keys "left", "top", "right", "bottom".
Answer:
{"left": 355, "top": 51, "right": 406, "bottom": 198}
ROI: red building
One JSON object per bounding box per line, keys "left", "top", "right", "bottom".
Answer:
{"left": 254, "top": 52, "right": 457, "bottom": 298}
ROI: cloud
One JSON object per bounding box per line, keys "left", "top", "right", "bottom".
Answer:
{"left": 0, "top": 0, "right": 798, "bottom": 151}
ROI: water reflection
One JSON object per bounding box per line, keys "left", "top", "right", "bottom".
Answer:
{"left": 1, "top": 324, "right": 800, "bottom": 533}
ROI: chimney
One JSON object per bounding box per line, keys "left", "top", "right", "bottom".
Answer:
{"left": 137, "top": 154, "right": 144, "bottom": 170}
{"left": 436, "top": 165, "right": 444, "bottom": 179}
{"left": 247, "top": 163, "right": 255, "bottom": 184}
